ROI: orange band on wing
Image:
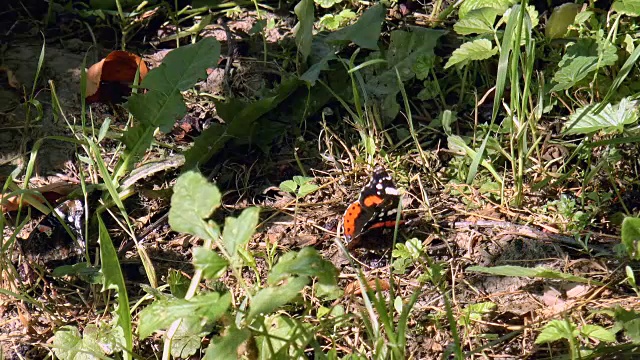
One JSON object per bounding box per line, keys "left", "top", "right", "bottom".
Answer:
{"left": 362, "top": 195, "right": 384, "bottom": 207}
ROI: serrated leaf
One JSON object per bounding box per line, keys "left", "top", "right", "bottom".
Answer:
{"left": 563, "top": 97, "right": 638, "bottom": 135}
{"left": 248, "top": 276, "right": 308, "bottom": 320}
{"left": 445, "top": 39, "right": 498, "bottom": 69}
{"left": 467, "top": 265, "right": 603, "bottom": 285}
{"left": 169, "top": 171, "right": 221, "bottom": 240}
{"left": 294, "top": 0, "right": 314, "bottom": 61}
{"left": 193, "top": 247, "right": 228, "bottom": 279}
{"left": 125, "top": 38, "right": 220, "bottom": 133}
{"left": 613, "top": 0, "right": 640, "bottom": 16}
{"left": 222, "top": 207, "right": 260, "bottom": 263}
{"left": 204, "top": 325, "right": 251, "bottom": 360}
{"left": 580, "top": 324, "right": 616, "bottom": 343}
{"left": 454, "top": 7, "right": 500, "bottom": 35}
{"left": 551, "top": 38, "right": 618, "bottom": 92}
{"left": 365, "top": 28, "right": 443, "bottom": 98}
{"left": 459, "top": 0, "right": 512, "bottom": 18}
{"left": 622, "top": 217, "right": 640, "bottom": 260}
{"left": 535, "top": 319, "right": 577, "bottom": 344}
{"left": 138, "top": 292, "right": 230, "bottom": 339}
{"left": 52, "top": 325, "right": 106, "bottom": 360}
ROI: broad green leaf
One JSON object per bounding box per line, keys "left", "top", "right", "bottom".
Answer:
{"left": 125, "top": 37, "right": 220, "bottom": 132}
{"left": 327, "top": 4, "right": 386, "bottom": 49}
{"left": 255, "top": 315, "right": 312, "bottom": 359}
{"left": 535, "top": 319, "right": 577, "bottom": 344}
{"left": 551, "top": 38, "right": 618, "bottom": 92}
{"left": 204, "top": 325, "right": 251, "bottom": 360}
{"left": 138, "top": 292, "right": 231, "bottom": 339}
{"left": 413, "top": 55, "right": 434, "bottom": 80}
{"left": 445, "top": 39, "right": 498, "bottom": 68}
{"left": 613, "top": 0, "right": 640, "bottom": 16}
{"left": 622, "top": 217, "right": 640, "bottom": 260}
{"left": 171, "top": 317, "right": 210, "bottom": 358}
{"left": 168, "top": 269, "right": 190, "bottom": 299}
{"left": 193, "top": 247, "right": 229, "bottom": 279}
{"left": 467, "top": 265, "right": 604, "bottom": 285}
{"left": 292, "top": 175, "right": 313, "bottom": 186}
{"left": 368, "top": 29, "right": 442, "bottom": 95}
{"left": 294, "top": 0, "right": 314, "bottom": 61}
{"left": 248, "top": 276, "right": 308, "bottom": 320}
{"left": 52, "top": 324, "right": 116, "bottom": 360}
{"left": 459, "top": 0, "right": 511, "bottom": 18}
{"left": 97, "top": 216, "right": 132, "bottom": 359}
{"left": 580, "top": 324, "right": 616, "bottom": 343}
{"left": 279, "top": 180, "right": 297, "bottom": 193}
{"left": 169, "top": 171, "right": 221, "bottom": 240}
{"left": 267, "top": 247, "right": 338, "bottom": 288}
{"left": 315, "top": 0, "right": 341, "bottom": 8}
{"left": 454, "top": 7, "right": 500, "bottom": 35}
{"left": 182, "top": 124, "right": 229, "bottom": 170}
{"left": 52, "top": 262, "right": 103, "bottom": 284}
{"left": 563, "top": 97, "right": 638, "bottom": 135}
{"left": 222, "top": 207, "right": 260, "bottom": 263}
{"left": 613, "top": 307, "right": 640, "bottom": 343}
{"left": 297, "top": 183, "right": 318, "bottom": 198}
{"left": 319, "top": 14, "right": 341, "bottom": 30}
{"left": 545, "top": 3, "right": 581, "bottom": 39}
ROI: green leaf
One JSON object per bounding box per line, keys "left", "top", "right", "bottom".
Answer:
{"left": 551, "top": 38, "right": 618, "bottom": 92}
{"left": 255, "top": 315, "right": 313, "bottom": 359}
{"left": 613, "top": 0, "right": 640, "bottom": 16}
{"left": 125, "top": 37, "right": 220, "bottom": 132}
{"left": 535, "top": 319, "right": 577, "bottom": 344}
{"left": 204, "top": 325, "right": 252, "bottom": 360}
{"left": 248, "top": 276, "right": 308, "bottom": 320}
{"left": 52, "top": 262, "right": 103, "bottom": 284}
{"left": 563, "top": 97, "right": 638, "bottom": 135}
{"left": 445, "top": 38, "right": 498, "bottom": 69}
{"left": 315, "top": 0, "right": 341, "bottom": 8}
{"left": 545, "top": 3, "right": 581, "bottom": 39}
{"left": 170, "top": 317, "right": 210, "bottom": 358}
{"left": 297, "top": 183, "right": 318, "bottom": 198}
{"left": 622, "top": 217, "right": 640, "bottom": 260}
{"left": 454, "top": 7, "right": 500, "bottom": 35}
{"left": 138, "top": 292, "right": 231, "bottom": 339}
{"left": 294, "top": 0, "right": 314, "bottom": 61}
{"left": 52, "top": 324, "right": 119, "bottom": 360}
{"left": 97, "top": 216, "right": 132, "bottom": 359}
{"left": 169, "top": 171, "right": 221, "bottom": 240}
{"left": 267, "top": 247, "right": 338, "bottom": 288}
{"left": 580, "top": 324, "right": 616, "bottom": 343}
{"left": 222, "top": 207, "right": 260, "bottom": 263}
{"left": 459, "top": 0, "right": 511, "bottom": 18}
{"left": 193, "top": 247, "right": 229, "bottom": 279}
{"left": 467, "top": 265, "right": 604, "bottom": 285}
{"left": 279, "top": 180, "right": 297, "bottom": 194}
{"left": 168, "top": 269, "right": 190, "bottom": 299}
{"left": 327, "top": 4, "right": 386, "bottom": 49}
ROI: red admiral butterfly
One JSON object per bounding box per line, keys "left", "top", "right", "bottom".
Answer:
{"left": 342, "top": 167, "right": 401, "bottom": 242}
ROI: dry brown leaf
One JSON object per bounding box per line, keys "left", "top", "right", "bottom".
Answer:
{"left": 344, "top": 278, "right": 390, "bottom": 296}
{"left": 0, "top": 66, "right": 21, "bottom": 89}
{"left": 85, "top": 50, "right": 149, "bottom": 104}
{"left": 1, "top": 182, "right": 78, "bottom": 213}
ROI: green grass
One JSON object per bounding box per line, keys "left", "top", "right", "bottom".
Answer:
{"left": 2, "top": 0, "right": 640, "bottom": 358}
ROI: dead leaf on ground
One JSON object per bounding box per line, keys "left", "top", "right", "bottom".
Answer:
{"left": 1, "top": 182, "right": 78, "bottom": 213}
{"left": 0, "top": 66, "right": 21, "bottom": 89}
{"left": 344, "top": 278, "right": 390, "bottom": 296}
{"left": 85, "top": 50, "right": 148, "bottom": 104}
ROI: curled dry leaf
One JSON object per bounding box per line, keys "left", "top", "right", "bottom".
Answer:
{"left": 1, "top": 182, "right": 78, "bottom": 213}
{"left": 85, "top": 50, "right": 148, "bottom": 104}
{"left": 0, "top": 65, "right": 21, "bottom": 89}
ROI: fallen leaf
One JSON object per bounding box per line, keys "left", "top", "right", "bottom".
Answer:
{"left": 0, "top": 66, "right": 21, "bottom": 89}
{"left": 1, "top": 182, "right": 78, "bottom": 213}
{"left": 85, "top": 50, "right": 148, "bottom": 104}
{"left": 344, "top": 278, "right": 390, "bottom": 296}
